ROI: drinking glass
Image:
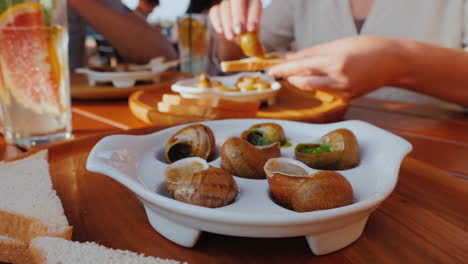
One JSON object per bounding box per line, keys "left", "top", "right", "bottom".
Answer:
{"left": 0, "top": 0, "right": 72, "bottom": 147}
{"left": 177, "top": 13, "right": 209, "bottom": 74}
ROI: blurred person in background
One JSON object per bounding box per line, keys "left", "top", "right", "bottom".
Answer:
{"left": 68, "top": 0, "right": 176, "bottom": 70}
{"left": 209, "top": 0, "right": 468, "bottom": 109}
{"left": 186, "top": 0, "right": 220, "bottom": 13}
{"left": 135, "top": 0, "right": 160, "bottom": 18}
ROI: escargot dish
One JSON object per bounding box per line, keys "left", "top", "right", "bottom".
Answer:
{"left": 295, "top": 128, "right": 360, "bottom": 170}
{"left": 240, "top": 123, "right": 286, "bottom": 147}
{"left": 164, "top": 124, "right": 216, "bottom": 164}
{"left": 221, "top": 137, "right": 281, "bottom": 179}
{"left": 264, "top": 158, "right": 354, "bottom": 212}
{"left": 165, "top": 157, "right": 238, "bottom": 208}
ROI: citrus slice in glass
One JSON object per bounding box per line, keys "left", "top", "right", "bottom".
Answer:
{"left": 0, "top": 2, "right": 63, "bottom": 114}
{"left": 178, "top": 17, "right": 207, "bottom": 55}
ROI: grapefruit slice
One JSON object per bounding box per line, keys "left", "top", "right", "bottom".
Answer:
{"left": 0, "top": 2, "right": 63, "bottom": 114}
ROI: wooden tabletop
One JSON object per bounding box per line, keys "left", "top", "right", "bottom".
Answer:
{"left": 1, "top": 78, "right": 467, "bottom": 263}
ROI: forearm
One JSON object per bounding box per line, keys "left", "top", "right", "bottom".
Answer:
{"left": 69, "top": 0, "right": 176, "bottom": 63}
{"left": 393, "top": 39, "right": 468, "bottom": 106}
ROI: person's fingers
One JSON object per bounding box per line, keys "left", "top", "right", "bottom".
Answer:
{"left": 208, "top": 4, "right": 223, "bottom": 34}
{"left": 287, "top": 40, "right": 347, "bottom": 60}
{"left": 288, "top": 76, "right": 355, "bottom": 99}
{"left": 247, "top": 0, "right": 262, "bottom": 32}
{"left": 220, "top": 0, "right": 234, "bottom": 40}
{"left": 287, "top": 76, "right": 332, "bottom": 92}
{"left": 231, "top": 0, "right": 248, "bottom": 35}
{"left": 268, "top": 57, "right": 328, "bottom": 78}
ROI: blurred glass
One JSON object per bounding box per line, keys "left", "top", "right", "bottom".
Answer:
{"left": 177, "top": 13, "right": 209, "bottom": 74}
{"left": 0, "top": 0, "right": 72, "bottom": 147}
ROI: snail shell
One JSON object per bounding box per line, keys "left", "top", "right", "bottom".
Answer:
{"left": 164, "top": 124, "right": 216, "bottom": 164}
{"left": 221, "top": 137, "right": 281, "bottom": 179}
{"left": 165, "top": 157, "right": 238, "bottom": 208}
{"left": 264, "top": 158, "right": 354, "bottom": 212}
{"left": 295, "top": 128, "right": 360, "bottom": 170}
{"left": 241, "top": 123, "right": 286, "bottom": 146}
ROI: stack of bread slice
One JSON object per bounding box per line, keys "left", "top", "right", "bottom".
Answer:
{"left": 0, "top": 150, "right": 72, "bottom": 263}
{"left": 130, "top": 91, "right": 260, "bottom": 126}
{"left": 157, "top": 94, "right": 260, "bottom": 119}
{"left": 0, "top": 151, "right": 183, "bottom": 264}
{"left": 30, "top": 237, "right": 182, "bottom": 264}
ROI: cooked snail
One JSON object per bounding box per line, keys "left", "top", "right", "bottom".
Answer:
{"left": 241, "top": 123, "right": 286, "bottom": 147}
{"left": 221, "top": 137, "right": 281, "bottom": 179}
{"left": 264, "top": 158, "right": 354, "bottom": 212}
{"left": 239, "top": 31, "right": 265, "bottom": 58}
{"left": 295, "top": 128, "right": 360, "bottom": 170}
{"left": 165, "top": 157, "right": 238, "bottom": 208}
{"left": 164, "top": 124, "right": 216, "bottom": 164}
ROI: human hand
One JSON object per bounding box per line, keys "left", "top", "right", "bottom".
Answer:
{"left": 209, "top": 0, "right": 262, "bottom": 41}
{"left": 268, "top": 36, "right": 406, "bottom": 99}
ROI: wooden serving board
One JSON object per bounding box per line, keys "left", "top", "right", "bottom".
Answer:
{"left": 70, "top": 72, "right": 192, "bottom": 100}
{"left": 2, "top": 127, "right": 464, "bottom": 264}
{"left": 129, "top": 81, "right": 349, "bottom": 126}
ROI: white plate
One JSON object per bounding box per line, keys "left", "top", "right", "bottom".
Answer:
{"left": 86, "top": 119, "right": 412, "bottom": 255}
{"left": 171, "top": 72, "right": 281, "bottom": 106}
{"left": 75, "top": 68, "right": 163, "bottom": 88}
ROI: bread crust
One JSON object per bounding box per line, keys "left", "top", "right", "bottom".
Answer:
{"left": 0, "top": 237, "right": 33, "bottom": 264}
{"left": 221, "top": 58, "right": 283, "bottom": 72}
{"left": 29, "top": 241, "right": 46, "bottom": 264}
{"left": 0, "top": 210, "right": 72, "bottom": 242}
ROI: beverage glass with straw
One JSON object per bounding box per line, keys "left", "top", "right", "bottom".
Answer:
{"left": 0, "top": 0, "right": 72, "bottom": 147}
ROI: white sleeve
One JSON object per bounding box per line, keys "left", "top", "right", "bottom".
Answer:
{"left": 260, "top": 0, "right": 295, "bottom": 52}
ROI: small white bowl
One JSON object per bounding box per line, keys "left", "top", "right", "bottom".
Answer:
{"left": 171, "top": 72, "right": 281, "bottom": 106}
{"left": 86, "top": 119, "right": 411, "bottom": 255}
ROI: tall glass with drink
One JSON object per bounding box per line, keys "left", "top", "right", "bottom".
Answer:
{"left": 177, "top": 14, "right": 209, "bottom": 74}
{"left": 0, "top": 0, "right": 72, "bottom": 147}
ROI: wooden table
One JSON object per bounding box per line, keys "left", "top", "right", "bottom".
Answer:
{"left": 1, "top": 84, "right": 467, "bottom": 263}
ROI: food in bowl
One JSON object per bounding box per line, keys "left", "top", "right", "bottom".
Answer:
{"left": 221, "top": 137, "right": 281, "bottom": 179}
{"left": 194, "top": 73, "right": 272, "bottom": 92}
{"left": 165, "top": 157, "right": 238, "bottom": 208}
{"left": 240, "top": 123, "right": 286, "bottom": 146}
{"left": 295, "top": 128, "right": 360, "bottom": 170}
{"left": 264, "top": 158, "right": 354, "bottom": 212}
{"left": 164, "top": 124, "right": 216, "bottom": 163}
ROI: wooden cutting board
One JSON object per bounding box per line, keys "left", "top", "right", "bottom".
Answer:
{"left": 129, "top": 81, "right": 349, "bottom": 126}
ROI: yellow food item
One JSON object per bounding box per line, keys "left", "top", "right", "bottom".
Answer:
{"left": 239, "top": 32, "right": 265, "bottom": 58}
{"left": 236, "top": 75, "right": 271, "bottom": 92}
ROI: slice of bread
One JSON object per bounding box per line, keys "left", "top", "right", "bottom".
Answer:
{"left": 221, "top": 57, "right": 284, "bottom": 72}
{"left": 0, "top": 235, "right": 32, "bottom": 264}
{"left": 30, "top": 237, "right": 184, "bottom": 264}
{"left": 0, "top": 150, "right": 72, "bottom": 243}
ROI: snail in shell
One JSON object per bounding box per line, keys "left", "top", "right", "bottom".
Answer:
{"left": 240, "top": 123, "right": 286, "bottom": 147}
{"left": 164, "top": 124, "right": 216, "bottom": 164}
{"left": 264, "top": 158, "right": 354, "bottom": 212}
{"left": 295, "top": 128, "right": 360, "bottom": 170}
{"left": 165, "top": 157, "right": 238, "bottom": 208}
{"left": 221, "top": 137, "right": 281, "bottom": 179}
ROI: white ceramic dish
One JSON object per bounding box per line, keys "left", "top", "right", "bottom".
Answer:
{"left": 86, "top": 119, "right": 411, "bottom": 255}
{"left": 171, "top": 72, "right": 281, "bottom": 106}
{"left": 75, "top": 68, "right": 163, "bottom": 88}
